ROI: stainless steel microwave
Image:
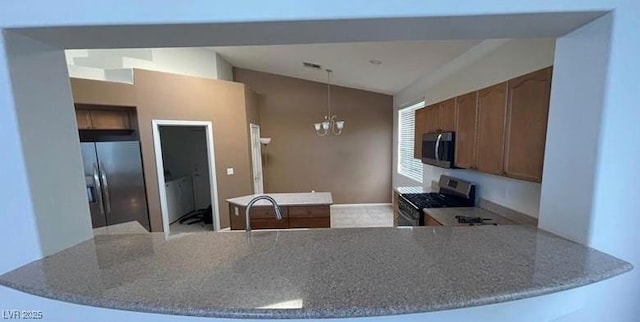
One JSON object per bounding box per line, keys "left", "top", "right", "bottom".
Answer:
{"left": 422, "top": 132, "right": 455, "bottom": 168}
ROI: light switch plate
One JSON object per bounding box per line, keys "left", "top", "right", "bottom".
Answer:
{"left": 226, "top": 168, "right": 234, "bottom": 175}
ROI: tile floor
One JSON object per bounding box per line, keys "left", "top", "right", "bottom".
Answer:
{"left": 330, "top": 204, "right": 394, "bottom": 228}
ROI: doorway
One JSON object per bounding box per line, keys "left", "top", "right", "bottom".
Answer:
{"left": 250, "top": 123, "right": 264, "bottom": 194}
{"left": 152, "top": 120, "right": 220, "bottom": 235}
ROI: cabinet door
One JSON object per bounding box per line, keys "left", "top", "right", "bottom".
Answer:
{"left": 425, "top": 104, "right": 440, "bottom": 133}
{"left": 75, "top": 109, "right": 93, "bottom": 129}
{"left": 251, "top": 218, "right": 289, "bottom": 229}
{"left": 289, "top": 217, "right": 330, "bottom": 228}
{"left": 288, "top": 206, "right": 329, "bottom": 228}
{"left": 505, "top": 67, "right": 552, "bottom": 182}
{"left": 439, "top": 98, "right": 456, "bottom": 132}
{"left": 90, "top": 109, "right": 131, "bottom": 130}
{"left": 455, "top": 92, "right": 478, "bottom": 169}
{"left": 413, "top": 107, "right": 428, "bottom": 159}
{"left": 476, "top": 82, "right": 508, "bottom": 175}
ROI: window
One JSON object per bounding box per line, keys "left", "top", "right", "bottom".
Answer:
{"left": 398, "top": 101, "right": 425, "bottom": 183}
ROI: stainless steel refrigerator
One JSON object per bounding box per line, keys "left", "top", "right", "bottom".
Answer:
{"left": 81, "top": 141, "right": 150, "bottom": 231}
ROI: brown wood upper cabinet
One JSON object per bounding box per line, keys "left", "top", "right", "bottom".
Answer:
{"left": 75, "top": 109, "right": 93, "bottom": 129}
{"left": 504, "top": 67, "right": 552, "bottom": 182}
{"left": 424, "top": 104, "right": 440, "bottom": 133}
{"left": 414, "top": 102, "right": 451, "bottom": 160}
{"left": 413, "top": 107, "right": 428, "bottom": 159}
{"left": 411, "top": 67, "right": 552, "bottom": 183}
{"left": 476, "top": 82, "right": 508, "bottom": 175}
{"left": 75, "top": 106, "right": 132, "bottom": 130}
{"left": 439, "top": 98, "right": 456, "bottom": 131}
{"left": 455, "top": 92, "right": 478, "bottom": 169}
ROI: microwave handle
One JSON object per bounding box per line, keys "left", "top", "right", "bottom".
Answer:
{"left": 435, "top": 133, "right": 442, "bottom": 163}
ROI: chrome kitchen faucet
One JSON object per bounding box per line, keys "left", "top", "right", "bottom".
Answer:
{"left": 244, "top": 195, "right": 283, "bottom": 232}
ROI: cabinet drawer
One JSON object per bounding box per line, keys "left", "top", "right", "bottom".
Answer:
{"left": 289, "top": 206, "right": 329, "bottom": 218}
{"left": 288, "top": 217, "right": 330, "bottom": 228}
{"left": 249, "top": 206, "right": 288, "bottom": 219}
{"left": 425, "top": 215, "right": 442, "bottom": 226}
{"left": 250, "top": 218, "right": 288, "bottom": 229}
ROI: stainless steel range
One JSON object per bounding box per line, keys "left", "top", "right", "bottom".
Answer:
{"left": 397, "top": 175, "right": 476, "bottom": 226}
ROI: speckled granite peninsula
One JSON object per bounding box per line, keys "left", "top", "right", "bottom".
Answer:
{"left": 0, "top": 226, "right": 632, "bottom": 319}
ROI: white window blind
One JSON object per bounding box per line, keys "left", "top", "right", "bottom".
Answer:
{"left": 398, "top": 101, "right": 425, "bottom": 183}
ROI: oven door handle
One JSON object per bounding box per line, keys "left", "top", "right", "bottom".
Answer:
{"left": 435, "top": 133, "right": 443, "bottom": 163}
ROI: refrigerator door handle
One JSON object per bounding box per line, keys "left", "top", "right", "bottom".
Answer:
{"left": 99, "top": 163, "right": 112, "bottom": 215}
{"left": 92, "top": 164, "right": 105, "bottom": 216}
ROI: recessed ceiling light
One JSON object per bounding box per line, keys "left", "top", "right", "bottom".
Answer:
{"left": 369, "top": 59, "right": 383, "bottom": 65}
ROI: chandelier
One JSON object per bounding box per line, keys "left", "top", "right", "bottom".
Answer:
{"left": 314, "top": 69, "right": 344, "bottom": 136}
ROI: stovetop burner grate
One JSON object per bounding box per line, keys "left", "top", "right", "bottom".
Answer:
{"left": 401, "top": 192, "right": 473, "bottom": 209}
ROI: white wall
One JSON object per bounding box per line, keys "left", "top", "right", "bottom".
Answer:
{"left": 539, "top": 16, "right": 611, "bottom": 245}
{"left": 150, "top": 48, "right": 217, "bottom": 79}
{"left": 393, "top": 38, "right": 556, "bottom": 217}
{"left": 1, "top": 1, "right": 639, "bottom": 321}
{"left": 2, "top": 31, "right": 93, "bottom": 272}
{"left": 567, "top": 10, "right": 640, "bottom": 321}
{"left": 66, "top": 48, "right": 232, "bottom": 82}
{"left": 0, "top": 33, "right": 43, "bottom": 275}
{"left": 215, "top": 53, "right": 234, "bottom": 81}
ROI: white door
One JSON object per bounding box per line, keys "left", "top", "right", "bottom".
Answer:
{"left": 250, "top": 124, "right": 264, "bottom": 194}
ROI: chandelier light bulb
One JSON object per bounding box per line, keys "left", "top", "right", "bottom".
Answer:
{"left": 314, "top": 69, "right": 345, "bottom": 136}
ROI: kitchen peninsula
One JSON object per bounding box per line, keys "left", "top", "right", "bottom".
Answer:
{"left": 227, "top": 192, "right": 333, "bottom": 230}
{"left": 0, "top": 226, "right": 631, "bottom": 319}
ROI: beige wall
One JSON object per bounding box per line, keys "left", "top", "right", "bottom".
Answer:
{"left": 71, "top": 78, "right": 137, "bottom": 106}
{"left": 234, "top": 68, "right": 393, "bottom": 204}
{"left": 70, "top": 70, "right": 254, "bottom": 231}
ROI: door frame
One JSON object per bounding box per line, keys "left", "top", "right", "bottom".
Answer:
{"left": 151, "top": 120, "right": 221, "bottom": 233}
{"left": 249, "top": 123, "right": 264, "bottom": 194}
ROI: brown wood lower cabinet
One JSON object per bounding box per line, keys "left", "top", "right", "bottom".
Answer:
{"left": 289, "top": 217, "right": 330, "bottom": 228}
{"left": 251, "top": 218, "right": 288, "bottom": 229}
{"left": 229, "top": 204, "right": 330, "bottom": 230}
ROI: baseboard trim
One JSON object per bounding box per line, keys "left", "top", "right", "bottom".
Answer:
{"left": 331, "top": 203, "right": 392, "bottom": 208}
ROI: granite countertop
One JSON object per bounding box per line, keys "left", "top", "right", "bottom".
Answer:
{"left": 93, "top": 221, "right": 149, "bottom": 235}
{"left": 0, "top": 226, "right": 631, "bottom": 319}
{"left": 424, "top": 207, "right": 516, "bottom": 226}
{"left": 227, "top": 192, "right": 333, "bottom": 207}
